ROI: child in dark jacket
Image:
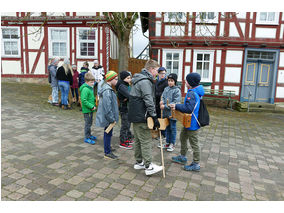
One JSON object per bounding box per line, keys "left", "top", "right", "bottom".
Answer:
{"left": 115, "top": 71, "right": 134, "bottom": 150}
{"left": 170, "top": 72, "right": 204, "bottom": 172}
{"left": 80, "top": 72, "right": 97, "bottom": 145}
{"left": 78, "top": 61, "right": 90, "bottom": 88}
{"left": 160, "top": 73, "right": 181, "bottom": 152}
{"left": 71, "top": 64, "right": 79, "bottom": 103}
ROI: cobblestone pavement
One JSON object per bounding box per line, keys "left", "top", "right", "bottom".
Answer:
{"left": 1, "top": 82, "right": 284, "bottom": 201}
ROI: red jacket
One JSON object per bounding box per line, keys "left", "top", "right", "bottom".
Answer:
{"left": 71, "top": 70, "right": 79, "bottom": 88}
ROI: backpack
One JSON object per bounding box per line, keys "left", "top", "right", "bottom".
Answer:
{"left": 197, "top": 99, "right": 210, "bottom": 127}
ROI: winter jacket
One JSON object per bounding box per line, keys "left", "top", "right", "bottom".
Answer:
{"left": 71, "top": 70, "right": 79, "bottom": 89}
{"left": 91, "top": 65, "right": 104, "bottom": 82}
{"left": 115, "top": 79, "right": 130, "bottom": 113}
{"left": 128, "top": 69, "right": 156, "bottom": 123}
{"left": 56, "top": 66, "right": 73, "bottom": 86}
{"left": 161, "top": 86, "right": 182, "bottom": 119}
{"left": 175, "top": 85, "right": 205, "bottom": 131}
{"left": 155, "top": 76, "right": 168, "bottom": 118}
{"left": 48, "top": 64, "right": 58, "bottom": 87}
{"left": 78, "top": 67, "right": 89, "bottom": 88}
{"left": 95, "top": 82, "right": 119, "bottom": 128}
{"left": 79, "top": 83, "right": 96, "bottom": 114}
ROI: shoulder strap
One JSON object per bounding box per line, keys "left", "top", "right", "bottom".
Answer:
{"left": 191, "top": 91, "right": 201, "bottom": 127}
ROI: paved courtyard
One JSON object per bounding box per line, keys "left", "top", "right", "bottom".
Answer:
{"left": 1, "top": 82, "right": 284, "bottom": 201}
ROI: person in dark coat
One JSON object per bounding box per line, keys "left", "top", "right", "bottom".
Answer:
{"left": 115, "top": 71, "right": 134, "bottom": 150}
{"left": 71, "top": 64, "right": 79, "bottom": 103}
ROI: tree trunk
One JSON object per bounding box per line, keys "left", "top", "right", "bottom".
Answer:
{"left": 118, "top": 38, "right": 129, "bottom": 72}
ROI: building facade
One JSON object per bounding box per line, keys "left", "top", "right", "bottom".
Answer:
{"left": 142, "top": 12, "right": 284, "bottom": 103}
{"left": 1, "top": 12, "right": 120, "bottom": 82}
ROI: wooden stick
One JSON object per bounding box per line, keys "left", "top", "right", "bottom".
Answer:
{"left": 159, "top": 130, "right": 166, "bottom": 178}
{"left": 105, "top": 122, "right": 116, "bottom": 133}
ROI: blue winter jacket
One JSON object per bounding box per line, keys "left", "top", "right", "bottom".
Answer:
{"left": 175, "top": 85, "right": 205, "bottom": 130}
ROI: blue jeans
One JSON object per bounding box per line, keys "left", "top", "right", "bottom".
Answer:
{"left": 58, "top": 81, "right": 70, "bottom": 105}
{"left": 104, "top": 127, "right": 113, "bottom": 154}
{"left": 166, "top": 119, "right": 177, "bottom": 145}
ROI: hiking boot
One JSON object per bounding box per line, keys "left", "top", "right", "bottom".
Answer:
{"left": 134, "top": 161, "right": 145, "bottom": 170}
{"left": 184, "top": 162, "right": 200, "bottom": 172}
{"left": 104, "top": 152, "right": 118, "bottom": 160}
{"left": 120, "top": 142, "right": 133, "bottom": 150}
{"left": 145, "top": 163, "right": 163, "bottom": 176}
{"left": 84, "top": 138, "right": 95, "bottom": 145}
{"left": 90, "top": 135, "right": 97, "bottom": 140}
{"left": 171, "top": 155, "right": 187, "bottom": 165}
{"left": 167, "top": 144, "right": 175, "bottom": 152}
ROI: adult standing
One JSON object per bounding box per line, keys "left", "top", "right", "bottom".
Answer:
{"left": 91, "top": 59, "right": 105, "bottom": 84}
{"left": 56, "top": 58, "right": 73, "bottom": 110}
{"left": 48, "top": 57, "right": 60, "bottom": 106}
{"left": 128, "top": 59, "right": 163, "bottom": 176}
{"left": 71, "top": 64, "right": 79, "bottom": 104}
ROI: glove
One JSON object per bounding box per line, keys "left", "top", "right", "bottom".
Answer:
{"left": 152, "top": 116, "right": 160, "bottom": 130}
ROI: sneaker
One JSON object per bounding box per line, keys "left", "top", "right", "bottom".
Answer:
{"left": 171, "top": 155, "right": 187, "bottom": 165}
{"left": 52, "top": 103, "right": 59, "bottom": 106}
{"left": 128, "top": 139, "right": 134, "bottom": 145}
{"left": 157, "top": 143, "right": 169, "bottom": 149}
{"left": 84, "top": 138, "right": 95, "bottom": 145}
{"left": 90, "top": 135, "right": 97, "bottom": 140}
{"left": 104, "top": 152, "right": 118, "bottom": 160}
{"left": 145, "top": 163, "right": 163, "bottom": 176}
{"left": 134, "top": 161, "right": 145, "bottom": 170}
{"left": 119, "top": 142, "right": 133, "bottom": 150}
{"left": 111, "top": 147, "right": 116, "bottom": 152}
{"left": 167, "top": 144, "right": 175, "bottom": 152}
{"left": 184, "top": 162, "right": 200, "bottom": 172}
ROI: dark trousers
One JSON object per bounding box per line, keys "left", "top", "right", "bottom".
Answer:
{"left": 104, "top": 127, "right": 113, "bottom": 154}
{"left": 120, "top": 112, "right": 133, "bottom": 143}
{"left": 71, "top": 88, "right": 79, "bottom": 102}
{"left": 84, "top": 112, "right": 93, "bottom": 139}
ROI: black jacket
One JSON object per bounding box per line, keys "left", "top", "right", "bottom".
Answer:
{"left": 155, "top": 77, "right": 168, "bottom": 118}
{"left": 115, "top": 80, "right": 130, "bottom": 113}
{"left": 56, "top": 66, "right": 73, "bottom": 86}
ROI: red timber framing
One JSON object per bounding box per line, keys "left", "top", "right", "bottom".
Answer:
{"left": 1, "top": 13, "right": 111, "bottom": 78}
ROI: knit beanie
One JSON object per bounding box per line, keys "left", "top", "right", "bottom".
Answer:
{"left": 105, "top": 70, "right": 118, "bottom": 82}
{"left": 167, "top": 73, "right": 178, "bottom": 85}
{"left": 186, "top": 72, "right": 201, "bottom": 87}
{"left": 120, "top": 71, "right": 131, "bottom": 80}
{"left": 158, "top": 67, "right": 166, "bottom": 73}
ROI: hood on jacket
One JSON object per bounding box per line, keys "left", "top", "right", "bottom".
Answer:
{"left": 92, "top": 65, "right": 103, "bottom": 70}
{"left": 79, "top": 82, "right": 93, "bottom": 93}
{"left": 98, "top": 81, "right": 112, "bottom": 96}
{"left": 48, "top": 64, "right": 56, "bottom": 70}
{"left": 189, "top": 85, "right": 205, "bottom": 97}
{"left": 115, "top": 79, "right": 129, "bottom": 91}
{"left": 80, "top": 67, "right": 89, "bottom": 72}
{"left": 131, "top": 69, "right": 154, "bottom": 85}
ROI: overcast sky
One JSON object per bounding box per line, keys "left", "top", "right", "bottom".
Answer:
{"left": 132, "top": 18, "right": 149, "bottom": 58}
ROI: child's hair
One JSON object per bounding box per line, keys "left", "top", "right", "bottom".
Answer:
{"left": 145, "top": 59, "right": 160, "bottom": 70}
{"left": 84, "top": 72, "right": 95, "bottom": 82}
{"left": 83, "top": 61, "right": 89, "bottom": 67}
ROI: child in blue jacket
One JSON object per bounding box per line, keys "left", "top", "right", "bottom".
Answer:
{"left": 169, "top": 72, "right": 204, "bottom": 171}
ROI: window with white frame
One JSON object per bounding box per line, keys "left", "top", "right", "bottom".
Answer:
{"left": 1, "top": 27, "right": 21, "bottom": 57}
{"left": 193, "top": 50, "right": 214, "bottom": 82}
{"left": 164, "top": 12, "right": 186, "bottom": 23}
{"left": 195, "top": 12, "right": 218, "bottom": 24}
{"left": 48, "top": 28, "right": 69, "bottom": 58}
{"left": 162, "top": 49, "right": 183, "bottom": 81}
{"left": 256, "top": 12, "right": 279, "bottom": 25}
{"left": 77, "top": 28, "right": 98, "bottom": 58}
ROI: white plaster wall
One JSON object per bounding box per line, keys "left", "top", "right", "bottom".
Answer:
{"left": 2, "top": 61, "right": 21, "bottom": 74}
{"left": 226, "top": 50, "right": 243, "bottom": 65}
{"left": 75, "top": 12, "right": 97, "bottom": 16}
{"left": 220, "top": 21, "right": 224, "bottom": 37}
{"left": 216, "top": 50, "right": 222, "bottom": 64}
{"left": 100, "top": 53, "right": 103, "bottom": 67}
{"left": 277, "top": 70, "right": 284, "bottom": 83}
{"left": 229, "top": 22, "right": 239, "bottom": 37}
{"left": 158, "top": 49, "right": 160, "bottom": 64}
{"left": 280, "top": 25, "right": 284, "bottom": 39}
{"left": 1, "top": 12, "right": 17, "bottom": 16}
{"left": 240, "top": 23, "right": 246, "bottom": 36}
{"left": 165, "top": 25, "right": 185, "bottom": 36}
{"left": 184, "top": 66, "right": 190, "bottom": 92}
{"left": 29, "top": 52, "right": 37, "bottom": 74}
{"left": 249, "top": 23, "right": 253, "bottom": 38}
{"left": 214, "top": 85, "right": 219, "bottom": 94}
{"left": 156, "top": 12, "right": 162, "bottom": 18}
{"left": 100, "top": 27, "right": 103, "bottom": 51}
{"left": 236, "top": 12, "right": 247, "bottom": 19}
{"left": 28, "top": 27, "right": 44, "bottom": 49}
{"left": 47, "top": 12, "right": 65, "bottom": 16}
{"left": 72, "top": 28, "right": 74, "bottom": 50}
{"left": 276, "top": 87, "right": 284, "bottom": 98}
{"left": 250, "top": 12, "right": 254, "bottom": 19}
{"left": 33, "top": 53, "right": 46, "bottom": 74}
{"left": 255, "top": 28, "right": 276, "bottom": 38}
{"left": 185, "top": 49, "right": 191, "bottom": 62}
{"left": 279, "top": 52, "right": 284, "bottom": 67}
{"left": 215, "top": 67, "right": 220, "bottom": 82}
{"left": 224, "top": 67, "right": 241, "bottom": 83}
{"left": 188, "top": 21, "right": 192, "bottom": 36}
{"left": 223, "top": 86, "right": 239, "bottom": 96}
{"left": 156, "top": 21, "right": 161, "bottom": 37}
{"left": 195, "top": 25, "right": 216, "bottom": 37}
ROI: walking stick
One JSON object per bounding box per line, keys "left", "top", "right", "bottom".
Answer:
{"left": 160, "top": 96, "right": 166, "bottom": 178}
